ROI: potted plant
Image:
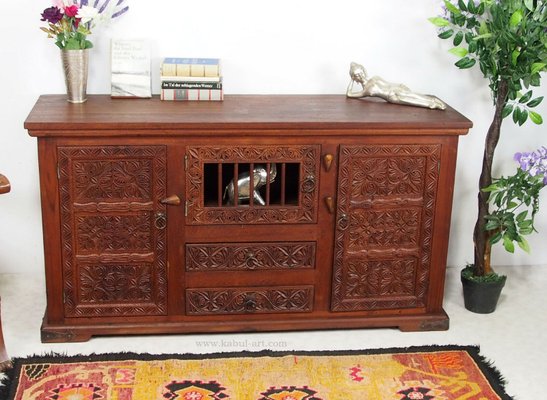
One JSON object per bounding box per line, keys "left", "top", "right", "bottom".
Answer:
{"left": 430, "top": 0, "right": 547, "bottom": 312}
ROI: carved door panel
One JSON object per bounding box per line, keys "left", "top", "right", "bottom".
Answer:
{"left": 186, "top": 145, "right": 320, "bottom": 224}
{"left": 58, "top": 146, "right": 167, "bottom": 317}
{"left": 331, "top": 144, "right": 441, "bottom": 311}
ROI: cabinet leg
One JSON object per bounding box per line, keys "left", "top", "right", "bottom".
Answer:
{"left": 398, "top": 313, "right": 450, "bottom": 332}
{"left": 41, "top": 327, "right": 93, "bottom": 343}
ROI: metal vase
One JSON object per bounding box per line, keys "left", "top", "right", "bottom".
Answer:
{"left": 61, "top": 49, "right": 89, "bottom": 103}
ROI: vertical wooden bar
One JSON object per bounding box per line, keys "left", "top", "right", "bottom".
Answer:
{"left": 249, "top": 163, "right": 254, "bottom": 206}
{"left": 265, "top": 163, "right": 271, "bottom": 206}
{"left": 217, "top": 163, "right": 223, "bottom": 206}
{"left": 280, "top": 162, "right": 286, "bottom": 206}
{"left": 233, "top": 163, "right": 239, "bottom": 205}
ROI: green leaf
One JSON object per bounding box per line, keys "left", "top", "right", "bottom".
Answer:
{"left": 473, "top": 33, "right": 493, "bottom": 41}
{"left": 468, "top": 40, "right": 477, "bottom": 54}
{"left": 511, "top": 49, "right": 520, "bottom": 66}
{"left": 482, "top": 183, "right": 499, "bottom": 192}
{"left": 455, "top": 57, "right": 476, "bottom": 69}
{"left": 503, "top": 234, "right": 515, "bottom": 253}
{"left": 524, "top": 0, "right": 535, "bottom": 11}
{"left": 513, "top": 108, "right": 521, "bottom": 124}
{"left": 449, "top": 47, "right": 469, "bottom": 58}
{"left": 516, "top": 211, "right": 528, "bottom": 223}
{"left": 438, "top": 29, "right": 455, "bottom": 39}
{"left": 429, "top": 17, "right": 451, "bottom": 27}
{"left": 519, "top": 90, "right": 533, "bottom": 104}
{"left": 458, "top": 0, "right": 467, "bottom": 11}
{"left": 453, "top": 31, "right": 464, "bottom": 46}
{"left": 510, "top": 10, "right": 523, "bottom": 27}
{"left": 519, "top": 109, "right": 529, "bottom": 125}
{"left": 467, "top": 0, "right": 476, "bottom": 13}
{"left": 490, "top": 231, "right": 503, "bottom": 245}
{"left": 529, "top": 111, "right": 543, "bottom": 125}
{"left": 444, "top": 0, "right": 462, "bottom": 14}
{"left": 517, "top": 236, "right": 531, "bottom": 253}
{"left": 502, "top": 104, "right": 514, "bottom": 119}
{"left": 454, "top": 13, "right": 466, "bottom": 26}
{"left": 527, "top": 96, "right": 544, "bottom": 108}
{"left": 531, "top": 63, "right": 546, "bottom": 75}
{"left": 65, "top": 39, "right": 81, "bottom": 50}
{"left": 518, "top": 219, "right": 533, "bottom": 229}
{"left": 478, "top": 20, "right": 489, "bottom": 35}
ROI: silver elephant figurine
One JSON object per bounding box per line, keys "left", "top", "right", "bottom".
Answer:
{"left": 224, "top": 163, "right": 277, "bottom": 205}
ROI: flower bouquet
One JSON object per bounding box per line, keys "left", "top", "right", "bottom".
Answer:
{"left": 40, "top": 0, "right": 128, "bottom": 49}
{"left": 40, "top": 0, "right": 129, "bottom": 102}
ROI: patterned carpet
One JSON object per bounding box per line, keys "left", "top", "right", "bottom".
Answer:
{"left": 1, "top": 345, "right": 511, "bottom": 399}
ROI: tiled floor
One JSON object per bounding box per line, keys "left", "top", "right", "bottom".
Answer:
{"left": 1, "top": 265, "right": 546, "bottom": 399}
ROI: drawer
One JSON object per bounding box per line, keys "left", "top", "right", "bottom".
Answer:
{"left": 186, "top": 242, "right": 316, "bottom": 271}
{"left": 186, "top": 285, "right": 314, "bottom": 315}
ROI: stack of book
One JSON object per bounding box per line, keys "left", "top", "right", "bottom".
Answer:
{"left": 160, "top": 58, "right": 223, "bottom": 101}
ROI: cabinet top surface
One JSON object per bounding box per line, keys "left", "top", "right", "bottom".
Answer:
{"left": 25, "top": 94, "right": 472, "bottom": 136}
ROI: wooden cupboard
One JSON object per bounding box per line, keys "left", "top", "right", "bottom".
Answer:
{"left": 24, "top": 95, "right": 471, "bottom": 342}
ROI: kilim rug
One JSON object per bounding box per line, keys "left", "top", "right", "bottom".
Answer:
{"left": 0, "top": 345, "right": 512, "bottom": 399}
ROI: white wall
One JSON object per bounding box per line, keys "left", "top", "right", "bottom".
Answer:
{"left": 0, "top": 0, "right": 545, "bottom": 274}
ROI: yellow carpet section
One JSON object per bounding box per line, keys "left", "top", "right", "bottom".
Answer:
{"left": 5, "top": 346, "right": 511, "bottom": 399}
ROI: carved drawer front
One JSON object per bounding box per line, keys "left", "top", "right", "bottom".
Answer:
{"left": 186, "top": 242, "right": 316, "bottom": 271}
{"left": 186, "top": 286, "right": 314, "bottom": 315}
{"left": 331, "top": 144, "right": 441, "bottom": 312}
{"left": 58, "top": 145, "right": 168, "bottom": 317}
{"left": 186, "top": 145, "right": 320, "bottom": 225}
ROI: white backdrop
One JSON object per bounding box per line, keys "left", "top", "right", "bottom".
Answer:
{"left": 0, "top": 0, "right": 545, "bottom": 274}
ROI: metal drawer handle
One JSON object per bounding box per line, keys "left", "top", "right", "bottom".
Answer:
{"left": 155, "top": 212, "right": 167, "bottom": 230}
{"left": 245, "top": 251, "right": 258, "bottom": 269}
{"left": 244, "top": 294, "right": 257, "bottom": 311}
{"left": 337, "top": 213, "right": 349, "bottom": 231}
{"left": 301, "top": 175, "right": 316, "bottom": 193}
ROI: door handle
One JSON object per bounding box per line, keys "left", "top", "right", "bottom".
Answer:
{"left": 323, "top": 154, "right": 334, "bottom": 172}
{"left": 324, "top": 196, "right": 335, "bottom": 214}
{"left": 160, "top": 194, "right": 181, "bottom": 206}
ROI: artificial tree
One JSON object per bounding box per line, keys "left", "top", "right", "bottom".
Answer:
{"left": 430, "top": 0, "right": 547, "bottom": 279}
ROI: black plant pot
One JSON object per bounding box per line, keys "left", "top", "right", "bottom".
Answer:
{"left": 461, "top": 271, "right": 507, "bottom": 314}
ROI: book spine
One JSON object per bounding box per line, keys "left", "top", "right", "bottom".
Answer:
{"left": 160, "top": 75, "right": 221, "bottom": 82}
{"left": 160, "top": 88, "right": 224, "bottom": 101}
{"left": 161, "top": 58, "right": 221, "bottom": 78}
{"left": 161, "top": 81, "right": 223, "bottom": 90}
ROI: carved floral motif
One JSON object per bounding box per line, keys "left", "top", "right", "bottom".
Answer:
{"left": 186, "top": 242, "right": 316, "bottom": 271}
{"left": 186, "top": 286, "right": 314, "bottom": 315}
{"left": 348, "top": 209, "right": 421, "bottom": 251}
{"left": 344, "top": 259, "right": 417, "bottom": 298}
{"left": 58, "top": 146, "right": 167, "bottom": 317}
{"left": 332, "top": 144, "right": 440, "bottom": 311}
{"left": 73, "top": 159, "right": 152, "bottom": 202}
{"left": 76, "top": 214, "right": 153, "bottom": 253}
{"left": 79, "top": 264, "right": 153, "bottom": 302}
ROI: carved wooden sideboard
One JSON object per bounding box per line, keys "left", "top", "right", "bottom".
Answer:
{"left": 25, "top": 95, "right": 471, "bottom": 342}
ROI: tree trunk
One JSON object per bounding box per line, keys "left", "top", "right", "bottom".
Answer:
{"left": 473, "top": 79, "right": 509, "bottom": 276}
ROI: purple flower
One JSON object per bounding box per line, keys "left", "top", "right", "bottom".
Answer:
{"left": 515, "top": 146, "right": 547, "bottom": 185}
{"left": 41, "top": 6, "right": 63, "bottom": 24}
